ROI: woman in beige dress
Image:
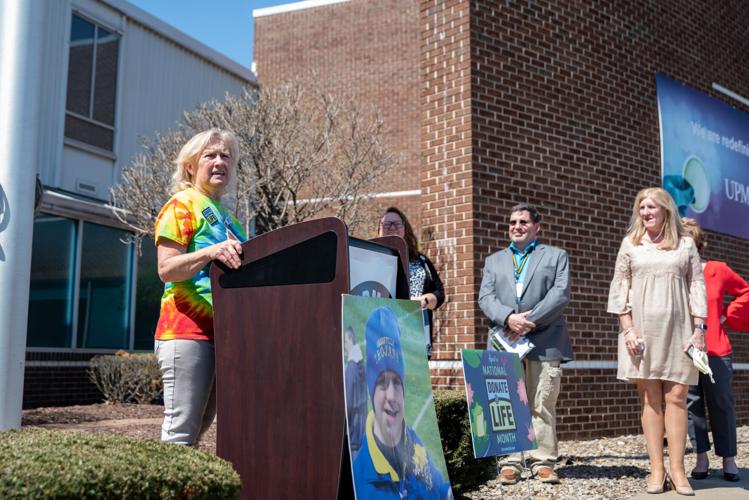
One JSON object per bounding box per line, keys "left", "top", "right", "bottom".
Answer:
{"left": 608, "top": 187, "right": 707, "bottom": 495}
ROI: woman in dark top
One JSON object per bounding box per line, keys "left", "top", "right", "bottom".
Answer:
{"left": 378, "top": 207, "right": 445, "bottom": 356}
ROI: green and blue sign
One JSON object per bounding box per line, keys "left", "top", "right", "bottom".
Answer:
{"left": 460, "top": 349, "right": 536, "bottom": 457}
{"left": 657, "top": 73, "right": 749, "bottom": 240}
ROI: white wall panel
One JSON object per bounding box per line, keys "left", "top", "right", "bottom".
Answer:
{"left": 115, "top": 21, "right": 252, "bottom": 180}
{"left": 50, "top": 0, "right": 255, "bottom": 200}
{"left": 60, "top": 145, "right": 115, "bottom": 200}
{"left": 37, "top": 0, "right": 71, "bottom": 186}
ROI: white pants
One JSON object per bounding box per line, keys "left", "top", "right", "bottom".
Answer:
{"left": 155, "top": 339, "right": 216, "bottom": 446}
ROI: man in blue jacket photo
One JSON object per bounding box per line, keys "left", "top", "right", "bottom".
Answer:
{"left": 352, "top": 306, "right": 452, "bottom": 499}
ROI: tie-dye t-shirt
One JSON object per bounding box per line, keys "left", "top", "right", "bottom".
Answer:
{"left": 154, "top": 187, "right": 247, "bottom": 341}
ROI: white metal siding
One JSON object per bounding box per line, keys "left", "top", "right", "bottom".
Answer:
{"left": 51, "top": 0, "right": 254, "bottom": 201}
{"left": 59, "top": 147, "right": 114, "bottom": 199}
{"left": 37, "top": 0, "right": 71, "bottom": 186}
{"left": 116, "top": 20, "right": 251, "bottom": 179}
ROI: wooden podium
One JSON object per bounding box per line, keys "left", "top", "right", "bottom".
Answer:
{"left": 210, "top": 218, "right": 409, "bottom": 499}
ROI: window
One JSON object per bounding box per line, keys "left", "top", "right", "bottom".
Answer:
{"left": 64, "top": 14, "right": 119, "bottom": 152}
{"left": 76, "top": 222, "right": 132, "bottom": 349}
{"left": 27, "top": 215, "right": 77, "bottom": 348}
{"left": 26, "top": 215, "right": 160, "bottom": 351}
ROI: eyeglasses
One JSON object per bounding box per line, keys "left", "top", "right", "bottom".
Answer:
{"left": 509, "top": 220, "right": 532, "bottom": 227}
{"left": 380, "top": 221, "right": 403, "bottom": 230}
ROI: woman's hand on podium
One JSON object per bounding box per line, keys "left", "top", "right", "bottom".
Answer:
{"left": 207, "top": 239, "right": 243, "bottom": 269}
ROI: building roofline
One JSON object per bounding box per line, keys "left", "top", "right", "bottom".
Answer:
{"left": 253, "top": 0, "right": 351, "bottom": 18}
{"left": 98, "top": 0, "right": 257, "bottom": 84}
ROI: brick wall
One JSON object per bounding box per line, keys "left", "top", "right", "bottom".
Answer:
{"left": 254, "top": 0, "right": 422, "bottom": 228}
{"left": 418, "top": 0, "right": 749, "bottom": 437}
{"left": 24, "top": 352, "right": 102, "bottom": 408}
{"left": 419, "top": 0, "right": 474, "bottom": 385}
{"left": 255, "top": 0, "right": 749, "bottom": 439}
{"left": 556, "top": 369, "right": 641, "bottom": 440}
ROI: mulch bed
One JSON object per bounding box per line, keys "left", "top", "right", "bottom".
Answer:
{"left": 22, "top": 403, "right": 163, "bottom": 426}
{"left": 22, "top": 403, "right": 217, "bottom": 454}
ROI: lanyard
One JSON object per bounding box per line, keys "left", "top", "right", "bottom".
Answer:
{"left": 512, "top": 247, "right": 533, "bottom": 304}
{"left": 513, "top": 252, "right": 531, "bottom": 280}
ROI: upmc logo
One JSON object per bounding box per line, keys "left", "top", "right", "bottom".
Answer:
{"left": 350, "top": 280, "right": 391, "bottom": 298}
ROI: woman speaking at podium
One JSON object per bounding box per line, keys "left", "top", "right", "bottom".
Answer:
{"left": 153, "top": 129, "right": 246, "bottom": 446}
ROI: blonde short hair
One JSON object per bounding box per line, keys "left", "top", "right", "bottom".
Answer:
{"left": 627, "top": 187, "right": 684, "bottom": 250}
{"left": 170, "top": 129, "right": 239, "bottom": 194}
{"left": 681, "top": 218, "right": 706, "bottom": 254}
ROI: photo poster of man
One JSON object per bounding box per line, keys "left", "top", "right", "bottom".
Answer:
{"left": 460, "top": 349, "right": 537, "bottom": 458}
{"left": 342, "top": 294, "right": 453, "bottom": 499}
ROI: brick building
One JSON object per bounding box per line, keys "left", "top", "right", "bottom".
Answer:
{"left": 254, "top": 0, "right": 749, "bottom": 439}
{"left": 254, "top": 0, "right": 422, "bottom": 223}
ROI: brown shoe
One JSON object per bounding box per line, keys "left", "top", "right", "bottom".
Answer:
{"left": 535, "top": 466, "right": 560, "bottom": 484}
{"left": 499, "top": 466, "right": 520, "bottom": 485}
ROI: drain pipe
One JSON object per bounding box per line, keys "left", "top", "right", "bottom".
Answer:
{"left": 0, "top": 0, "right": 46, "bottom": 429}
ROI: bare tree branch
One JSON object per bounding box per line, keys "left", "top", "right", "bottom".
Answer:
{"left": 109, "top": 82, "right": 396, "bottom": 244}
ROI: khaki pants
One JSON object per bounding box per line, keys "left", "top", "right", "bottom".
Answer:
{"left": 501, "top": 359, "right": 562, "bottom": 470}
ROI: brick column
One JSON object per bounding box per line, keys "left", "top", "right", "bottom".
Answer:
{"left": 420, "top": 0, "right": 475, "bottom": 388}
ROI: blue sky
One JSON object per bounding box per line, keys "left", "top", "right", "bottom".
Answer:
{"left": 128, "top": 0, "right": 285, "bottom": 69}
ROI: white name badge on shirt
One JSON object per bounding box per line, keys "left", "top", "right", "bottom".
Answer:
{"left": 516, "top": 282, "right": 523, "bottom": 298}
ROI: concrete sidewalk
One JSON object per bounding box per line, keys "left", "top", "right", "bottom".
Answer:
{"left": 629, "top": 468, "right": 748, "bottom": 499}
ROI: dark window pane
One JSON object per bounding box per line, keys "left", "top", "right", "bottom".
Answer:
{"left": 93, "top": 29, "right": 118, "bottom": 125}
{"left": 77, "top": 223, "right": 132, "bottom": 349}
{"left": 27, "top": 214, "right": 77, "bottom": 348}
{"left": 97, "top": 26, "right": 113, "bottom": 40}
{"left": 70, "top": 14, "right": 95, "bottom": 42}
{"left": 65, "top": 114, "right": 114, "bottom": 150}
{"left": 134, "top": 237, "right": 161, "bottom": 350}
{"left": 66, "top": 15, "right": 95, "bottom": 116}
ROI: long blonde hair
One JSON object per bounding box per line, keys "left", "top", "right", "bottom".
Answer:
{"left": 170, "top": 129, "right": 239, "bottom": 194}
{"left": 627, "top": 187, "right": 684, "bottom": 250}
{"left": 681, "top": 217, "right": 706, "bottom": 254}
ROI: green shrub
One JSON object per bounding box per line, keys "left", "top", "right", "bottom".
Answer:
{"left": 434, "top": 390, "right": 495, "bottom": 492}
{"left": 0, "top": 429, "right": 240, "bottom": 499}
{"left": 89, "top": 351, "right": 162, "bottom": 404}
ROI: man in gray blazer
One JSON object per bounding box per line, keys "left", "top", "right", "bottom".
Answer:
{"left": 478, "top": 203, "right": 573, "bottom": 485}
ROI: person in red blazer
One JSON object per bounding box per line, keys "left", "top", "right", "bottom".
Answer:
{"left": 682, "top": 218, "right": 749, "bottom": 483}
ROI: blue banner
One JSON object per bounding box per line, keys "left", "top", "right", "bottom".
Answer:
{"left": 657, "top": 73, "right": 749, "bottom": 240}
{"left": 460, "top": 349, "right": 536, "bottom": 458}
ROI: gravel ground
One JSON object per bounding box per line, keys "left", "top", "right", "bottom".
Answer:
{"left": 21, "top": 405, "right": 747, "bottom": 499}
{"left": 463, "top": 426, "right": 749, "bottom": 499}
